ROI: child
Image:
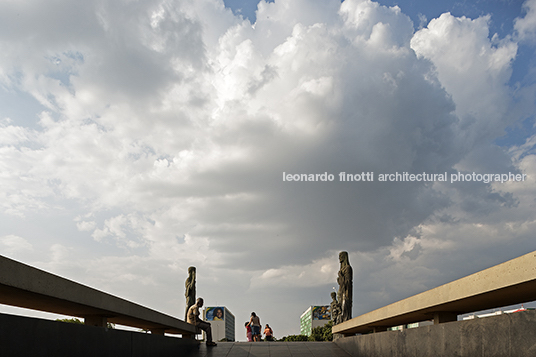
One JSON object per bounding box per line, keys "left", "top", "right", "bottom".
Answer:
{"left": 245, "top": 322, "right": 253, "bottom": 342}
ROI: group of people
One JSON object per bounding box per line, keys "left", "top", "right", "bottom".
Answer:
{"left": 245, "top": 312, "right": 273, "bottom": 342}
{"left": 185, "top": 268, "right": 274, "bottom": 347}
{"left": 187, "top": 298, "right": 274, "bottom": 346}
{"left": 185, "top": 251, "right": 351, "bottom": 347}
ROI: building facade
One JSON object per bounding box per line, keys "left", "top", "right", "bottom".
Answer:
{"left": 203, "top": 306, "right": 235, "bottom": 342}
{"left": 300, "top": 305, "right": 331, "bottom": 336}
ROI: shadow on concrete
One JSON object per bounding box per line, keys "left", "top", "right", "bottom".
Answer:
{"left": 196, "top": 341, "right": 351, "bottom": 357}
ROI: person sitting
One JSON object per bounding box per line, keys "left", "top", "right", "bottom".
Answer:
{"left": 187, "top": 298, "right": 217, "bottom": 346}
{"left": 264, "top": 324, "right": 273, "bottom": 341}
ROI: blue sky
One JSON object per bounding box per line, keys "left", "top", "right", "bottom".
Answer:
{"left": 1, "top": 0, "right": 536, "bottom": 340}
{"left": 226, "top": 0, "right": 524, "bottom": 36}
{"left": 224, "top": 0, "right": 535, "bottom": 146}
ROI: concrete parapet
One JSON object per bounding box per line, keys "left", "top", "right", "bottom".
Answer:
{"left": 333, "top": 250, "right": 536, "bottom": 335}
{"left": 0, "top": 312, "right": 199, "bottom": 357}
{"left": 0, "top": 254, "right": 196, "bottom": 335}
{"left": 334, "top": 310, "right": 536, "bottom": 357}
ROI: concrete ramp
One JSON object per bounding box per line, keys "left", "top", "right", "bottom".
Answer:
{"left": 197, "top": 342, "right": 351, "bottom": 357}
{"left": 0, "top": 254, "right": 196, "bottom": 335}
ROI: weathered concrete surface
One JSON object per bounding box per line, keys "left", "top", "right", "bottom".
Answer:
{"left": 0, "top": 312, "right": 350, "bottom": 357}
{"left": 334, "top": 310, "right": 536, "bottom": 357}
{"left": 333, "top": 250, "right": 536, "bottom": 335}
{"left": 0, "top": 254, "right": 196, "bottom": 335}
{"left": 0, "top": 312, "right": 199, "bottom": 357}
{"left": 197, "top": 341, "right": 351, "bottom": 357}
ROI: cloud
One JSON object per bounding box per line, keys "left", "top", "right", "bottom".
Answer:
{"left": 0, "top": 0, "right": 535, "bottom": 338}
{"left": 515, "top": 0, "right": 536, "bottom": 43}
{"left": 0, "top": 235, "right": 33, "bottom": 256}
{"left": 250, "top": 251, "right": 340, "bottom": 289}
{"left": 411, "top": 13, "right": 517, "bottom": 130}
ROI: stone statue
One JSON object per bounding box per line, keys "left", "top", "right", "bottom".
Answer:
{"left": 337, "top": 251, "right": 353, "bottom": 323}
{"left": 184, "top": 266, "right": 196, "bottom": 321}
{"left": 330, "top": 291, "right": 342, "bottom": 325}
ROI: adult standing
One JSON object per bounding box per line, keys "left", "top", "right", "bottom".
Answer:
{"left": 337, "top": 251, "right": 353, "bottom": 323}
{"left": 184, "top": 266, "right": 196, "bottom": 321}
{"left": 249, "top": 312, "right": 261, "bottom": 342}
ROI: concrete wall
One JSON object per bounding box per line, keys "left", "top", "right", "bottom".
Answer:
{"left": 0, "top": 312, "right": 199, "bottom": 357}
{"left": 334, "top": 310, "right": 536, "bottom": 357}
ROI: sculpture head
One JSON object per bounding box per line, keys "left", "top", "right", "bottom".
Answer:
{"left": 188, "top": 266, "right": 196, "bottom": 278}
{"left": 339, "top": 251, "right": 349, "bottom": 265}
{"left": 331, "top": 291, "right": 337, "bottom": 300}
{"left": 196, "top": 297, "right": 204, "bottom": 307}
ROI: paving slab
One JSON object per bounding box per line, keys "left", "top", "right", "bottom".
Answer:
{"left": 195, "top": 342, "right": 351, "bottom": 357}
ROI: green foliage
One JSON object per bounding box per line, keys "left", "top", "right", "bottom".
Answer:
{"left": 278, "top": 334, "right": 310, "bottom": 342}
{"left": 309, "top": 320, "right": 333, "bottom": 341}
{"left": 55, "top": 318, "right": 114, "bottom": 329}
{"left": 56, "top": 318, "right": 83, "bottom": 324}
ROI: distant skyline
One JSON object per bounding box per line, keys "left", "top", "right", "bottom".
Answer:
{"left": 1, "top": 0, "right": 535, "bottom": 339}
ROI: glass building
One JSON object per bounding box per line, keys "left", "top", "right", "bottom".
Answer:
{"left": 300, "top": 305, "right": 331, "bottom": 336}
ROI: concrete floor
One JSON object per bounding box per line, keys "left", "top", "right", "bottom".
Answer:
{"left": 196, "top": 342, "right": 351, "bottom": 357}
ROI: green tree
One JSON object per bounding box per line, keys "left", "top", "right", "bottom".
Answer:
{"left": 56, "top": 318, "right": 83, "bottom": 324}
{"left": 309, "top": 320, "right": 333, "bottom": 341}
{"left": 56, "top": 318, "right": 114, "bottom": 329}
{"left": 279, "top": 334, "right": 310, "bottom": 342}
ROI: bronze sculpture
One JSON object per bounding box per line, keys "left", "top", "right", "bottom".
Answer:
{"left": 330, "top": 291, "right": 342, "bottom": 325}
{"left": 337, "top": 251, "right": 353, "bottom": 323}
{"left": 184, "top": 266, "right": 196, "bottom": 321}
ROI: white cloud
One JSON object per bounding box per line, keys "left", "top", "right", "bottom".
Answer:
{"left": 0, "top": 235, "right": 33, "bottom": 256}
{"left": 76, "top": 220, "right": 96, "bottom": 232}
{"left": 411, "top": 13, "right": 517, "bottom": 130}
{"left": 251, "top": 252, "right": 340, "bottom": 289}
{"left": 515, "top": 0, "right": 536, "bottom": 42}
{"left": 340, "top": 0, "right": 413, "bottom": 48}
{"left": 0, "top": 0, "right": 535, "bottom": 338}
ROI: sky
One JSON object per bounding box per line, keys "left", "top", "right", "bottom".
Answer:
{"left": 1, "top": 0, "right": 536, "bottom": 341}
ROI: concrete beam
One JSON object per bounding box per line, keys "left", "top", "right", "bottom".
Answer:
{"left": 83, "top": 315, "right": 108, "bottom": 328}
{"left": 150, "top": 328, "right": 166, "bottom": 335}
{"left": 0, "top": 255, "right": 197, "bottom": 336}
{"left": 433, "top": 312, "right": 458, "bottom": 324}
{"left": 333, "top": 250, "right": 536, "bottom": 335}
